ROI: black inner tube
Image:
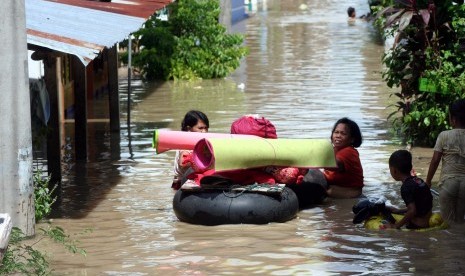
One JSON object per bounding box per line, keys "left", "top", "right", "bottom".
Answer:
{"left": 173, "top": 187, "right": 299, "bottom": 226}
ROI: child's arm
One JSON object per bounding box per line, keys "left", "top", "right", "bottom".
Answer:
{"left": 426, "top": 150, "right": 442, "bottom": 188}
{"left": 386, "top": 202, "right": 416, "bottom": 229}
{"left": 386, "top": 205, "right": 407, "bottom": 214}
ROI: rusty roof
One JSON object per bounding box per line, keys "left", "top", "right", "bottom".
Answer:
{"left": 26, "top": 0, "right": 173, "bottom": 65}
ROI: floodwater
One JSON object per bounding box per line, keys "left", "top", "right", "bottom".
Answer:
{"left": 40, "top": 0, "right": 465, "bottom": 275}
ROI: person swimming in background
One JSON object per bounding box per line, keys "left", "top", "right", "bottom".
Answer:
{"left": 347, "top": 7, "right": 356, "bottom": 19}
{"left": 172, "top": 110, "right": 209, "bottom": 190}
{"left": 347, "top": 6, "right": 371, "bottom": 23}
{"left": 347, "top": 6, "right": 357, "bottom": 24}
{"left": 324, "top": 117, "right": 364, "bottom": 198}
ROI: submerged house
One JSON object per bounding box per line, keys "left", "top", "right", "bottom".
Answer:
{"left": 26, "top": 0, "right": 247, "bottom": 185}
{"left": 26, "top": 0, "right": 173, "bottom": 184}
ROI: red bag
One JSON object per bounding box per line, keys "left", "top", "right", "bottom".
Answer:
{"left": 230, "top": 115, "right": 277, "bottom": 138}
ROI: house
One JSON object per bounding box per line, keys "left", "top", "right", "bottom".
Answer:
{"left": 26, "top": 0, "right": 173, "bottom": 184}
{"left": 26, "top": 0, "right": 247, "bottom": 185}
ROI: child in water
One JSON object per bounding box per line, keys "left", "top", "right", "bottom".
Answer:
{"left": 426, "top": 99, "right": 465, "bottom": 224}
{"left": 347, "top": 6, "right": 356, "bottom": 23}
{"left": 384, "top": 150, "right": 433, "bottom": 229}
{"left": 324, "top": 117, "right": 364, "bottom": 198}
{"left": 347, "top": 6, "right": 370, "bottom": 23}
{"left": 172, "top": 110, "right": 209, "bottom": 190}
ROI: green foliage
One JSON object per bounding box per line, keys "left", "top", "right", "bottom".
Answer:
{"left": 0, "top": 226, "right": 87, "bottom": 275}
{"left": 1, "top": 168, "right": 87, "bottom": 275}
{"left": 0, "top": 228, "right": 49, "bottom": 275}
{"left": 370, "top": 0, "right": 396, "bottom": 36}
{"left": 373, "top": 0, "right": 465, "bottom": 146}
{"left": 131, "top": 0, "right": 248, "bottom": 80}
{"left": 402, "top": 94, "right": 451, "bottom": 145}
{"left": 39, "top": 226, "right": 88, "bottom": 256}
{"left": 33, "top": 168, "right": 56, "bottom": 222}
{"left": 423, "top": 4, "right": 465, "bottom": 98}
{"left": 133, "top": 19, "right": 175, "bottom": 80}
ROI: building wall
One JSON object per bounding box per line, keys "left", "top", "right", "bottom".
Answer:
{"left": 231, "top": 0, "right": 247, "bottom": 24}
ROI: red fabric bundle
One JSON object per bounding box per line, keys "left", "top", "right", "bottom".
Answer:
{"left": 269, "top": 167, "right": 309, "bottom": 185}
{"left": 185, "top": 115, "right": 294, "bottom": 186}
{"left": 230, "top": 115, "right": 277, "bottom": 139}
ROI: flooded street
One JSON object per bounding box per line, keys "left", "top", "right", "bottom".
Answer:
{"left": 41, "top": 0, "right": 465, "bottom": 275}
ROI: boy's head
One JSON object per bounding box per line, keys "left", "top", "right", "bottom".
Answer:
{"left": 389, "top": 150, "right": 412, "bottom": 181}
{"left": 449, "top": 99, "right": 465, "bottom": 127}
{"left": 347, "top": 7, "right": 356, "bottom": 18}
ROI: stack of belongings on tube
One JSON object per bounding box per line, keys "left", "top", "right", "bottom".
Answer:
{"left": 187, "top": 115, "right": 309, "bottom": 190}
{"left": 152, "top": 115, "right": 336, "bottom": 205}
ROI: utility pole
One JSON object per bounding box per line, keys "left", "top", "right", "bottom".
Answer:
{"left": 0, "top": 0, "right": 35, "bottom": 236}
{"left": 219, "top": 0, "right": 232, "bottom": 33}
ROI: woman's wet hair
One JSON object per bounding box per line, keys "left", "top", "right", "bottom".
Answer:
{"left": 389, "top": 150, "right": 412, "bottom": 175}
{"left": 331, "top": 117, "right": 363, "bottom": 148}
{"left": 181, "top": 110, "right": 209, "bottom": 131}
{"left": 449, "top": 99, "right": 465, "bottom": 125}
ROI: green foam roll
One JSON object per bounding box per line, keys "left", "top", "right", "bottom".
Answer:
{"left": 193, "top": 138, "right": 337, "bottom": 172}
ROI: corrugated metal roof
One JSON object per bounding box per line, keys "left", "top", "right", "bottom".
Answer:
{"left": 26, "top": 0, "right": 173, "bottom": 65}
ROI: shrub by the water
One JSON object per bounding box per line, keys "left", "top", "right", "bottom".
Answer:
{"left": 0, "top": 170, "right": 86, "bottom": 275}
{"left": 129, "top": 0, "right": 249, "bottom": 80}
{"left": 373, "top": 0, "right": 465, "bottom": 146}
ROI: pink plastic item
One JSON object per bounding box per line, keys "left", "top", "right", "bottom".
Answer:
{"left": 152, "top": 130, "right": 256, "bottom": 154}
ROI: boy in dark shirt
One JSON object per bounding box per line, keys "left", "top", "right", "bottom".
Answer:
{"left": 385, "top": 150, "right": 433, "bottom": 229}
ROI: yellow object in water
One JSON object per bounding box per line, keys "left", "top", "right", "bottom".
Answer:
{"left": 364, "top": 213, "right": 448, "bottom": 231}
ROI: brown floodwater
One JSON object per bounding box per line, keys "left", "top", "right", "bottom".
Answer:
{"left": 38, "top": 0, "right": 465, "bottom": 275}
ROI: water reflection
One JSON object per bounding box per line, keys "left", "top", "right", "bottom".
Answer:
{"left": 41, "top": 0, "right": 465, "bottom": 275}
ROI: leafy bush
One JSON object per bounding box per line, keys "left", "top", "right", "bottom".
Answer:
{"left": 33, "top": 168, "right": 56, "bottom": 222}
{"left": 0, "top": 226, "right": 87, "bottom": 275}
{"left": 374, "top": 0, "right": 465, "bottom": 146}
{"left": 131, "top": 0, "right": 248, "bottom": 80}
{"left": 1, "top": 169, "right": 86, "bottom": 275}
